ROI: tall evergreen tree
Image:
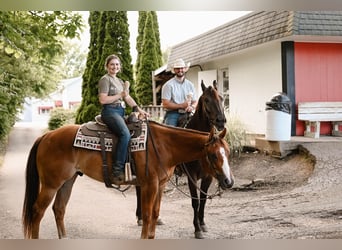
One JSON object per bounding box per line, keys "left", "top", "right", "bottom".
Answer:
{"left": 135, "top": 11, "right": 147, "bottom": 75}
{"left": 151, "top": 11, "right": 163, "bottom": 66}
{"left": 76, "top": 11, "right": 133, "bottom": 124}
{"left": 135, "top": 11, "right": 163, "bottom": 105}
{"left": 75, "top": 11, "right": 103, "bottom": 124}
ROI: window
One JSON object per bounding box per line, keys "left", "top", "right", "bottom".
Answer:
{"left": 221, "top": 68, "right": 229, "bottom": 108}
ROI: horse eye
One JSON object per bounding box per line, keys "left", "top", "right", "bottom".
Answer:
{"left": 209, "top": 154, "right": 218, "bottom": 161}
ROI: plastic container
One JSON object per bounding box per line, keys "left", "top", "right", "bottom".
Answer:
{"left": 265, "top": 93, "right": 292, "bottom": 141}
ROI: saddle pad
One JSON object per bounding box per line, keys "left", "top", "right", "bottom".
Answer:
{"left": 73, "top": 122, "right": 148, "bottom": 152}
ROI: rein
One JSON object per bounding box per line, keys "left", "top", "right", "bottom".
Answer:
{"left": 146, "top": 120, "right": 221, "bottom": 200}
{"left": 177, "top": 108, "right": 223, "bottom": 200}
{"left": 145, "top": 120, "right": 163, "bottom": 176}
{"left": 175, "top": 163, "right": 223, "bottom": 200}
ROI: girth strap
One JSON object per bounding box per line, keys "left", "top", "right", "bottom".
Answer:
{"left": 99, "top": 132, "right": 112, "bottom": 188}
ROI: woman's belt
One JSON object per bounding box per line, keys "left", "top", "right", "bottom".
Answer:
{"left": 105, "top": 101, "right": 126, "bottom": 108}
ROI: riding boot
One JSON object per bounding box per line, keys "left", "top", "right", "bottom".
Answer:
{"left": 111, "top": 163, "right": 125, "bottom": 185}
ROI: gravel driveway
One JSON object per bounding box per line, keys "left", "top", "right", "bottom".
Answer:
{"left": 0, "top": 122, "right": 341, "bottom": 239}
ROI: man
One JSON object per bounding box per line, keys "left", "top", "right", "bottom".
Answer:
{"left": 161, "top": 58, "right": 198, "bottom": 126}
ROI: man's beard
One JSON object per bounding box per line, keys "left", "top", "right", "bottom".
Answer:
{"left": 176, "top": 72, "right": 184, "bottom": 77}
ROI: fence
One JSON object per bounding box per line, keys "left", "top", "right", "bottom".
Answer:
{"left": 141, "top": 105, "right": 165, "bottom": 122}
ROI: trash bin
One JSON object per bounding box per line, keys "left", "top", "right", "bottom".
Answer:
{"left": 265, "top": 92, "right": 292, "bottom": 141}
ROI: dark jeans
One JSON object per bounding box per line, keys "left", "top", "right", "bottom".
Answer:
{"left": 164, "top": 111, "right": 181, "bottom": 126}
{"left": 101, "top": 105, "right": 130, "bottom": 173}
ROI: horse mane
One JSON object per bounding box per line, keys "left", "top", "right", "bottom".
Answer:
{"left": 147, "top": 120, "right": 209, "bottom": 136}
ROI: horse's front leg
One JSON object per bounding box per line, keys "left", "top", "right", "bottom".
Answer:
{"left": 147, "top": 182, "right": 165, "bottom": 238}
{"left": 140, "top": 184, "right": 158, "bottom": 239}
{"left": 198, "top": 176, "right": 213, "bottom": 233}
{"left": 52, "top": 174, "right": 78, "bottom": 239}
{"left": 135, "top": 186, "right": 142, "bottom": 225}
{"left": 187, "top": 175, "right": 202, "bottom": 239}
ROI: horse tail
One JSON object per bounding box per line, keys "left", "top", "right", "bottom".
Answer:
{"left": 22, "top": 135, "right": 44, "bottom": 239}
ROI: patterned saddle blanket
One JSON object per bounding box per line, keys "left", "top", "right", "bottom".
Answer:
{"left": 73, "top": 115, "right": 147, "bottom": 152}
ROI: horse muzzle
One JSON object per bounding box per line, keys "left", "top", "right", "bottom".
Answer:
{"left": 217, "top": 174, "right": 234, "bottom": 190}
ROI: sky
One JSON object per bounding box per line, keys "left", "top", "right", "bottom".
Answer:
{"left": 79, "top": 11, "right": 251, "bottom": 64}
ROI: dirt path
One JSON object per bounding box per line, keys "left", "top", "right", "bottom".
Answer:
{"left": 0, "top": 122, "right": 341, "bottom": 239}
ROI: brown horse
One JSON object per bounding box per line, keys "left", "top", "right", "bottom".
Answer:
{"left": 22, "top": 120, "right": 233, "bottom": 239}
{"left": 135, "top": 80, "right": 229, "bottom": 238}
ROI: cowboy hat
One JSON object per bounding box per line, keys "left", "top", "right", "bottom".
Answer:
{"left": 171, "top": 59, "right": 191, "bottom": 73}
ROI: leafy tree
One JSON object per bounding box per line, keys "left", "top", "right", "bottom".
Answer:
{"left": 75, "top": 11, "right": 133, "bottom": 124}
{"left": 0, "top": 11, "right": 83, "bottom": 140}
{"left": 57, "top": 39, "right": 87, "bottom": 79}
{"left": 135, "top": 11, "right": 163, "bottom": 105}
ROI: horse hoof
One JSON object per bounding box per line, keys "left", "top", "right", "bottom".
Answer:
{"left": 200, "top": 224, "right": 208, "bottom": 232}
{"left": 194, "top": 231, "right": 204, "bottom": 239}
{"left": 157, "top": 218, "right": 164, "bottom": 225}
{"left": 137, "top": 218, "right": 164, "bottom": 226}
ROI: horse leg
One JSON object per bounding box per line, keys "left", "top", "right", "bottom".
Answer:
{"left": 52, "top": 174, "right": 78, "bottom": 239}
{"left": 147, "top": 183, "right": 165, "bottom": 238}
{"left": 140, "top": 183, "right": 158, "bottom": 239}
{"left": 30, "top": 187, "right": 58, "bottom": 238}
{"left": 198, "top": 176, "right": 213, "bottom": 234}
{"left": 135, "top": 186, "right": 142, "bottom": 225}
{"left": 187, "top": 175, "right": 203, "bottom": 239}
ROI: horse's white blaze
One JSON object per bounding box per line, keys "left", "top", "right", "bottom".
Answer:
{"left": 220, "top": 147, "right": 232, "bottom": 181}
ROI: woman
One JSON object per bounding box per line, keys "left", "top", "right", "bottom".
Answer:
{"left": 98, "top": 54, "right": 148, "bottom": 185}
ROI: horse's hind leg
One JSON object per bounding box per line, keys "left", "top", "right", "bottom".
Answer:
{"left": 31, "top": 187, "right": 58, "bottom": 239}
{"left": 52, "top": 174, "right": 78, "bottom": 239}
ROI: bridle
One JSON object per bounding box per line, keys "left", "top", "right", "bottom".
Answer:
{"left": 146, "top": 120, "right": 223, "bottom": 200}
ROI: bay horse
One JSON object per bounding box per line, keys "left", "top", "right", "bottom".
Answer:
{"left": 135, "top": 80, "right": 229, "bottom": 239}
{"left": 22, "top": 120, "right": 233, "bottom": 239}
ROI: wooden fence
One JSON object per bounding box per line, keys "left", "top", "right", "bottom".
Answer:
{"left": 141, "top": 105, "right": 165, "bottom": 122}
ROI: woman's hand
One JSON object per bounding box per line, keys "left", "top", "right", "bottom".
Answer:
{"left": 136, "top": 106, "right": 150, "bottom": 119}
{"left": 121, "top": 91, "right": 128, "bottom": 98}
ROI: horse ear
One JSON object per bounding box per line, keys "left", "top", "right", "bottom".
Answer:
{"left": 209, "top": 126, "right": 216, "bottom": 140}
{"left": 219, "top": 127, "right": 227, "bottom": 139}
{"left": 201, "top": 80, "right": 206, "bottom": 92}
{"left": 213, "top": 80, "right": 218, "bottom": 90}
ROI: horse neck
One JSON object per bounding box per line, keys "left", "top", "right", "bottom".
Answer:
{"left": 150, "top": 122, "right": 208, "bottom": 165}
{"left": 187, "top": 109, "right": 211, "bottom": 132}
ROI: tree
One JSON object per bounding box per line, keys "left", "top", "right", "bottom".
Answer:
{"left": 75, "top": 11, "right": 133, "bottom": 124}
{"left": 57, "top": 39, "right": 87, "bottom": 79}
{"left": 135, "top": 11, "right": 147, "bottom": 76}
{"left": 135, "top": 11, "right": 163, "bottom": 105}
{"left": 0, "top": 11, "right": 83, "bottom": 140}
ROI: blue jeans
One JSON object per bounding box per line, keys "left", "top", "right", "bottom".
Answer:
{"left": 101, "top": 105, "right": 130, "bottom": 173}
{"left": 164, "top": 111, "right": 181, "bottom": 126}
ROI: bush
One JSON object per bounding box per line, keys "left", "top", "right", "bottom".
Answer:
{"left": 224, "top": 111, "right": 248, "bottom": 158}
{"left": 48, "top": 108, "right": 75, "bottom": 130}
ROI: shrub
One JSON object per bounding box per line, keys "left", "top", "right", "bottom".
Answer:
{"left": 48, "top": 108, "right": 75, "bottom": 130}
{"left": 224, "top": 111, "right": 248, "bottom": 158}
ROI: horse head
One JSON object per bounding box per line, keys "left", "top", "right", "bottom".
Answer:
{"left": 204, "top": 126, "right": 234, "bottom": 190}
{"left": 198, "top": 80, "right": 226, "bottom": 131}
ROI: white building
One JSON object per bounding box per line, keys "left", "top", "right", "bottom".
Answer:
{"left": 19, "top": 76, "right": 82, "bottom": 123}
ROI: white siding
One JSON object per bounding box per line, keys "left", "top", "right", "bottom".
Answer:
{"left": 229, "top": 42, "right": 282, "bottom": 134}
{"left": 186, "top": 42, "right": 283, "bottom": 135}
